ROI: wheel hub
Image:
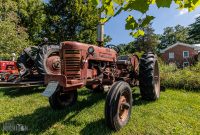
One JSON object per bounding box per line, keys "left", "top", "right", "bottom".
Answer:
{"left": 52, "top": 59, "right": 61, "bottom": 69}
{"left": 46, "top": 55, "right": 61, "bottom": 74}
{"left": 119, "top": 95, "right": 129, "bottom": 122}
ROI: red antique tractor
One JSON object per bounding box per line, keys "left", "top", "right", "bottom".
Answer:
{"left": 42, "top": 41, "right": 160, "bottom": 131}
{"left": 0, "top": 61, "right": 19, "bottom": 81}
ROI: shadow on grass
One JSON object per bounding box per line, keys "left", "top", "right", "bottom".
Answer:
{"left": 0, "top": 87, "right": 44, "bottom": 97}
{"left": 0, "top": 88, "right": 154, "bottom": 134}
{"left": 80, "top": 119, "right": 113, "bottom": 135}
{"left": 0, "top": 90, "right": 110, "bottom": 134}
{"left": 132, "top": 93, "right": 152, "bottom": 106}
{"left": 80, "top": 91, "right": 153, "bottom": 135}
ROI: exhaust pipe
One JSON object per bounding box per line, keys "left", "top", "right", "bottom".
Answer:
{"left": 97, "top": 13, "right": 104, "bottom": 46}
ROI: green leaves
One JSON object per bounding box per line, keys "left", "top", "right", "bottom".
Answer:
{"left": 125, "top": 16, "right": 138, "bottom": 30}
{"left": 141, "top": 15, "right": 155, "bottom": 27}
{"left": 132, "top": 30, "right": 145, "bottom": 38}
{"left": 0, "top": 20, "right": 30, "bottom": 57}
{"left": 113, "top": 0, "right": 124, "bottom": 5}
{"left": 100, "top": 18, "right": 108, "bottom": 23}
{"left": 125, "top": 15, "right": 155, "bottom": 38}
{"left": 103, "top": 1, "right": 115, "bottom": 16}
{"left": 124, "top": 0, "right": 150, "bottom": 13}
{"left": 174, "top": 0, "right": 200, "bottom": 11}
{"left": 156, "top": 0, "right": 172, "bottom": 8}
{"left": 90, "top": 0, "right": 99, "bottom": 6}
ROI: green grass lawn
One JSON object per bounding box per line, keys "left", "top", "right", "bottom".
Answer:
{"left": 0, "top": 87, "right": 199, "bottom": 135}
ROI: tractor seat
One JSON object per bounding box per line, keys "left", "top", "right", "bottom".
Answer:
{"left": 116, "top": 56, "right": 130, "bottom": 65}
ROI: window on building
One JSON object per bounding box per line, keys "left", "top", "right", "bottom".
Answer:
{"left": 183, "top": 62, "right": 189, "bottom": 67}
{"left": 183, "top": 51, "right": 189, "bottom": 58}
{"left": 169, "top": 52, "right": 174, "bottom": 59}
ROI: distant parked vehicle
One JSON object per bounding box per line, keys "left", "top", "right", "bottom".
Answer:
{"left": 0, "top": 61, "right": 19, "bottom": 81}
{"left": 17, "top": 38, "right": 61, "bottom": 81}
{"left": 0, "top": 38, "right": 61, "bottom": 88}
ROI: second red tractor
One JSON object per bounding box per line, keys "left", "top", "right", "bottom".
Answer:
{"left": 0, "top": 61, "right": 19, "bottom": 81}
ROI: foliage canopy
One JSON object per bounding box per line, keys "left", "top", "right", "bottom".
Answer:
{"left": 89, "top": 0, "right": 200, "bottom": 37}
{"left": 44, "top": 0, "right": 99, "bottom": 44}
{"left": 188, "top": 16, "right": 200, "bottom": 43}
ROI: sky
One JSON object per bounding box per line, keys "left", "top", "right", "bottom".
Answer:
{"left": 44, "top": 1, "right": 200, "bottom": 45}
{"left": 105, "top": 3, "right": 200, "bottom": 45}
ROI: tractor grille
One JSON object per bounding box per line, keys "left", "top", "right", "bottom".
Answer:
{"left": 64, "top": 50, "right": 81, "bottom": 79}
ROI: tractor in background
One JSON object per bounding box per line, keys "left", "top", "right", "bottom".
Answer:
{"left": 0, "top": 61, "right": 19, "bottom": 81}
{"left": 16, "top": 38, "right": 61, "bottom": 82}
{"left": 0, "top": 38, "right": 61, "bottom": 88}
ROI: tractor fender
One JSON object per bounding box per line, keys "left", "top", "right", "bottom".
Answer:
{"left": 42, "top": 81, "right": 59, "bottom": 97}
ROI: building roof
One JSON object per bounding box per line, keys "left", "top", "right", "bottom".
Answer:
{"left": 193, "top": 44, "right": 200, "bottom": 52}
{"left": 160, "top": 42, "right": 197, "bottom": 53}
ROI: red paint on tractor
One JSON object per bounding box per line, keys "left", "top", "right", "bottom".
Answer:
{"left": 45, "top": 41, "right": 139, "bottom": 91}
{"left": 0, "top": 61, "right": 19, "bottom": 81}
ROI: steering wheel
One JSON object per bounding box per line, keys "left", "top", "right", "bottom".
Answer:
{"left": 105, "top": 44, "right": 120, "bottom": 53}
{"left": 38, "top": 38, "right": 58, "bottom": 47}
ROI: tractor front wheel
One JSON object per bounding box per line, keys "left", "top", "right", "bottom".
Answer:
{"left": 139, "top": 52, "right": 160, "bottom": 100}
{"left": 49, "top": 87, "right": 78, "bottom": 110}
{"left": 105, "top": 81, "right": 132, "bottom": 131}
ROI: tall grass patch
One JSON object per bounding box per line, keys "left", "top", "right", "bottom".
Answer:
{"left": 160, "top": 62, "right": 200, "bottom": 91}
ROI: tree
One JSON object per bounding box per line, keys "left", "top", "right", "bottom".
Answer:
{"left": 159, "top": 25, "right": 191, "bottom": 50}
{"left": 118, "top": 42, "right": 136, "bottom": 55}
{"left": 134, "top": 24, "right": 159, "bottom": 52}
{"left": 43, "top": 0, "right": 99, "bottom": 44}
{"left": 104, "top": 34, "right": 112, "bottom": 45}
{"left": 160, "top": 27, "right": 176, "bottom": 48}
{"left": 174, "top": 25, "right": 189, "bottom": 43}
{"left": 15, "top": 0, "right": 46, "bottom": 43}
{"left": 188, "top": 16, "right": 200, "bottom": 43}
{"left": 89, "top": 0, "right": 200, "bottom": 37}
{"left": 117, "top": 24, "right": 159, "bottom": 55}
{"left": 0, "top": 0, "right": 30, "bottom": 59}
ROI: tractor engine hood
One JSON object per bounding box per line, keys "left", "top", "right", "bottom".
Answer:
{"left": 60, "top": 41, "right": 117, "bottom": 62}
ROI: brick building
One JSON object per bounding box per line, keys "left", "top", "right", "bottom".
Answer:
{"left": 160, "top": 42, "right": 199, "bottom": 68}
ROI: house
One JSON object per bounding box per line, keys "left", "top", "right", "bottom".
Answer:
{"left": 160, "top": 42, "right": 199, "bottom": 68}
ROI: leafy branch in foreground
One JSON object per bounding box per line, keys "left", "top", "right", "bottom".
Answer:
{"left": 89, "top": 0, "right": 200, "bottom": 37}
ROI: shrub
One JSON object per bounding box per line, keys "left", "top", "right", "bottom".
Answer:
{"left": 160, "top": 62, "right": 200, "bottom": 91}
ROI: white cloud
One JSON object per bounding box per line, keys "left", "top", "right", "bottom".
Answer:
{"left": 195, "top": 14, "right": 200, "bottom": 18}
{"left": 179, "top": 9, "right": 188, "bottom": 15}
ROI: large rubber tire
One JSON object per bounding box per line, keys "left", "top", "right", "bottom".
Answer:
{"left": 17, "top": 51, "right": 34, "bottom": 78}
{"left": 139, "top": 52, "right": 160, "bottom": 100}
{"left": 36, "top": 45, "right": 60, "bottom": 75}
{"left": 105, "top": 81, "right": 132, "bottom": 131}
{"left": 49, "top": 87, "right": 78, "bottom": 110}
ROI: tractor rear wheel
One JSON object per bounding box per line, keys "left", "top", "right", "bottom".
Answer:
{"left": 105, "top": 81, "right": 132, "bottom": 131}
{"left": 49, "top": 87, "right": 78, "bottom": 110}
{"left": 17, "top": 51, "right": 34, "bottom": 78}
{"left": 36, "top": 45, "right": 61, "bottom": 75}
{"left": 139, "top": 52, "right": 160, "bottom": 100}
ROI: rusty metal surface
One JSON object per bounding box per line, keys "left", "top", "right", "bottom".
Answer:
{"left": 45, "top": 41, "right": 140, "bottom": 92}
{"left": 62, "top": 41, "right": 117, "bottom": 62}
{"left": 0, "top": 81, "right": 44, "bottom": 88}
{"left": 45, "top": 74, "right": 84, "bottom": 90}
{"left": 46, "top": 54, "right": 61, "bottom": 75}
